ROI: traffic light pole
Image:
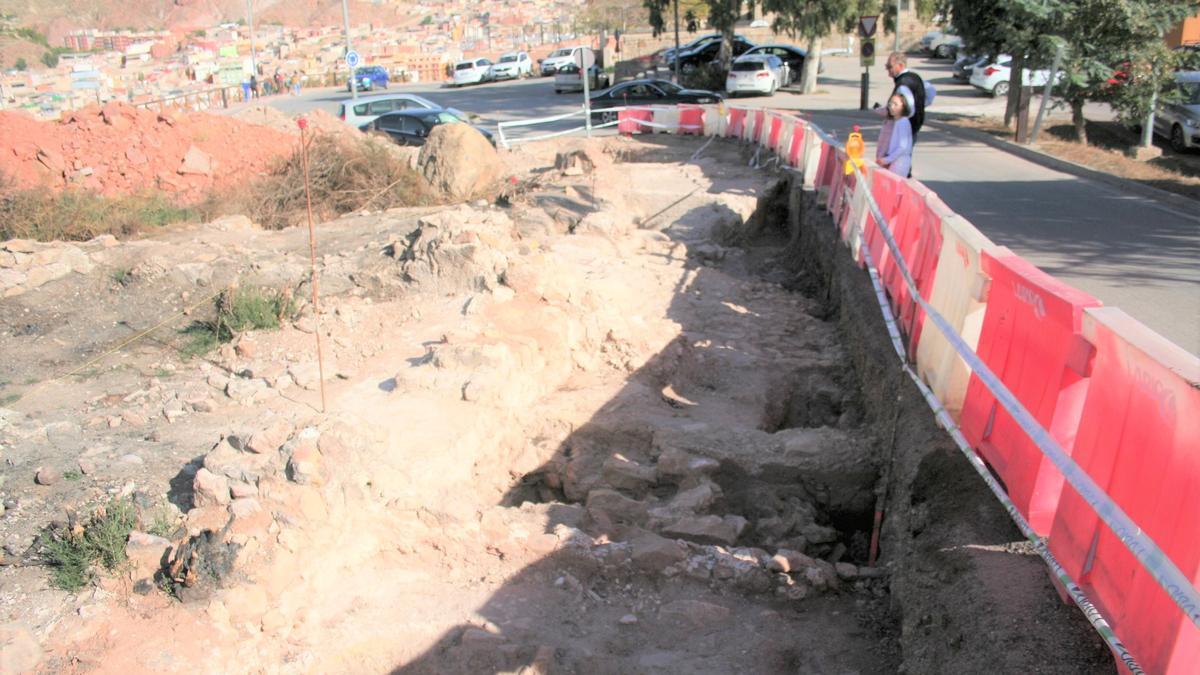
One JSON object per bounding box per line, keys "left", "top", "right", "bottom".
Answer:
{"left": 860, "top": 70, "right": 869, "bottom": 110}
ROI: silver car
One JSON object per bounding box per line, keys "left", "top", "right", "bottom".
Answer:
{"left": 338, "top": 93, "right": 466, "bottom": 128}
{"left": 1154, "top": 71, "right": 1200, "bottom": 152}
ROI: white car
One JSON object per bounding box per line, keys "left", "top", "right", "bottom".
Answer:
{"left": 928, "top": 29, "right": 964, "bottom": 59}
{"left": 490, "top": 52, "right": 532, "bottom": 80}
{"left": 969, "top": 54, "right": 1061, "bottom": 97}
{"left": 539, "top": 46, "right": 587, "bottom": 76}
{"left": 452, "top": 58, "right": 493, "bottom": 86}
{"left": 726, "top": 54, "right": 786, "bottom": 96}
{"left": 337, "top": 93, "right": 466, "bottom": 128}
{"left": 554, "top": 63, "right": 609, "bottom": 94}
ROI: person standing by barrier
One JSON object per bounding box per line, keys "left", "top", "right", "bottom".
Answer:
{"left": 877, "top": 92, "right": 914, "bottom": 179}
{"left": 241, "top": 78, "right": 251, "bottom": 102}
{"left": 250, "top": 74, "right": 259, "bottom": 99}
{"left": 885, "top": 52, "right": 927, "bottom": 139}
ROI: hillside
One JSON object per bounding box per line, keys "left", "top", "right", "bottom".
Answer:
{"left": 0, "top": 0, "right": 416, "bottom": 43}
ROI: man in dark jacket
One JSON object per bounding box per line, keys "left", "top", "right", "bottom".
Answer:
{"left": 885, "top": 52, "right": 926, "bottom": 138}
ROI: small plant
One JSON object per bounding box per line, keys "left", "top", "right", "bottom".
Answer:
{"left": 41, "top": 498, "right": 139, "bottom": 592}
{"left": 0, "top": 393, "right": 19, "bottom": 406}
{"left": 110, "top": 266, "right": 133, "bottom": 286}
{"left": 180, "top": 285, "right": 297, "bottom": 357}
{"left": 154, "top": 367, "right": 172, "bottom": 378}
{"left": 148, "top": 511, "right": 176, "bottom": 539}
{"left": 63, "top": 470, "right": 83, "bottom": 481}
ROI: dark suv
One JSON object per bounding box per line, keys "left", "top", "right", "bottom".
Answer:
{"left": 351, "top": 66, "right": 390, "bottom": 91}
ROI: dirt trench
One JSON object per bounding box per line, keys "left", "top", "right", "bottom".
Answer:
{"left": 2, "top": 136, "right": 1112, "bottom": 673}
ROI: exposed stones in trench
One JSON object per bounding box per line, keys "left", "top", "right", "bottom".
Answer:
{"left": 498, "top": 188, "right": 886, "bottom": 605}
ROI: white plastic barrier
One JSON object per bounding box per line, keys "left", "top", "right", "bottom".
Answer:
{"left": 915, "top": 214, "right": 1007, "bottom": 418}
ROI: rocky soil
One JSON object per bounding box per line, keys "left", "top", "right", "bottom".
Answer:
{"left": 0, "top": 133, "right": 1108, "bottom": 674}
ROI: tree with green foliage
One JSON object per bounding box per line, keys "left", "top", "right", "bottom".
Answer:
{"left": 763, "top": 0, "right": 853, "bottom": 93}
{"left": 686, "top": 9, "right": 699, "bottom": 32}
{"left": 14, "top": 57, "right": 27, "bottom": 71}
{"left": 40, "top": 51, "right": 58, "bottom": 68}
{"left": 421, "top": 15, "right": 433, "bottom": 25}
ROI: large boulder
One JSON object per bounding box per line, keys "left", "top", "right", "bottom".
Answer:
{"left": 418, "top": 124, "right": 502, "bottom": 202}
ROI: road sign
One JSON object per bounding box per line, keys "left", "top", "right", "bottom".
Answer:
{"left": 345, "top": 50, "right": 360, "bottom": 69}
{"left": 858, "top": 15, "right": 878, "bottom": 39}
{"left": 860, "top": 38, "right": 876, "bottom": 67}
{"left": 573, "top": 47, "right": 595, "bottom": 70}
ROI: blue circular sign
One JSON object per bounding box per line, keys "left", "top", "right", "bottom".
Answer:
{"left": 345, "top": 50, "right": 360, "bottom": 68}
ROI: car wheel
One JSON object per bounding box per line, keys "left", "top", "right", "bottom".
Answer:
{"left": 992, "top": 81, "right": 1009, "bottom": 98}
{"left": 1171, "top": 125, "right": 1188, "bottom": 153}
{"left": 601, "top": 110, "right": 617, "bottom": 125}
{"left": 935, "top": 45, "right": 950, "bottom": 59}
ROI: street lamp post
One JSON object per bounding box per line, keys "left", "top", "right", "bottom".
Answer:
{"left": 246, "top": 0, "right": 258, "bottom": 78}
{"left": 341, "top": 0, "right": 358, "bottom": 99}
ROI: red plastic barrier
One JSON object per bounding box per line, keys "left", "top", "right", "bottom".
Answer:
{"left": 679, "top": 106, "right": 704, "bottom": 135}
{"left": 827, "top": 150, "right": 848, "bottom": 216}
{"left": 727, "top": 108, "right": 746, "bottom": 138}
{"left": 788, "top": 122, "right": 806, "bottom": 167}
{"left": 959, "top": 251, "right": 1102, "bottom": 535}
{"left": 814, "top": 141, "right": 836, "bottom": 190}
{"left": 617, "top": 108, "right": 652, "bottom": 135}
{"left": 1048, "top": 307, "right": 1200, "bottom": 675}
{"left": 768, "top": 115, "right": 782, "bottom": 149}
{"left": 877, "top": 184, "right": 943, "bottom": 356}
{"left": 749, "top": 110, "right": 765, "bottom": 142}
{"left": 863, "top": 167, "right": 906, "bottom": 280}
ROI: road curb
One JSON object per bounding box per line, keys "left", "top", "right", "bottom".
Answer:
{"left": 925, "top": 119, "right": 1200, "bottom": 212}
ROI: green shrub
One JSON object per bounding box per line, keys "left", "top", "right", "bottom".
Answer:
{"left": 181, "top": 285, "right": 297, "bottom": 357}
{"left": 42, "top": 498, "right": 139, "bottom": 592}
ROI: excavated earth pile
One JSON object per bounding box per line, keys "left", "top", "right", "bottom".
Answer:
{"left": 0, "top": 134, "right": 1109, "bottom": 673}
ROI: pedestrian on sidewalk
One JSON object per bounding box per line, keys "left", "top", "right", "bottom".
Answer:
{"left": 884, "top": 52, "right": 927, "bottom": 139}
{"left": 877, "top": 92, "right": 914, "bottom": 179}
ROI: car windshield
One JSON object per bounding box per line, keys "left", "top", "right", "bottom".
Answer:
{"left": 1180, "top": 81, "right": 1200, "bottom": 105}
{"left": 499, "top": 55, "right": 518, "bottom": 63}
{"left": 732, "top": 61, "right": 765, "bottom": 72}
{"left": 428, "top": 111, "right": 463, "bottom": 125}
{"left": 551, "top": 49, "right": 572, "bottom": 57}
{"left": 455, "top": 62, "right": 474, "bottom": 71}
{"left": 655, "top": 81, "right": 683, "bottom": 94}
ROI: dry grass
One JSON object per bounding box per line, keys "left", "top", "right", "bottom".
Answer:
{"left": 942, "top": 115, "right": 1200, "bottom": 202}
{"left": 0, "top": 174, "right": 197, "bottom": 242}
{"left": 205, "top": 134, "right": 435, "bottom": 230}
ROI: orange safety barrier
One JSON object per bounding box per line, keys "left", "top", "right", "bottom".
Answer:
{"left": 959, "top": 251, "right": 1102, "bottom": 535}
{"left": 813, "top": 140, "right": 836, "bottom": 193}
{"left": 827, "top": 148, "right": 849, "bottom": 215}
{"left": 617, "top": 108, "right": 653, "bottom": 135}
{"left": 1047, "top": 307, "right": 1200, "bottom": 675}
{"left": 767, "top": 114, "right": 783, "bottom": 150}
{"left": 727, "top": 107, "right": 746, "bottom": 138}
{"left": 678, "top": 106, "right": 704, "bottom": 135}
{"left": 862, "top": 167, "right": 905, "bottom": 281}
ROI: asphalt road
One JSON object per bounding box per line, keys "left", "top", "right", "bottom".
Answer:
{"left": 258, "top": 57, "right": 1200, "bottom": 353}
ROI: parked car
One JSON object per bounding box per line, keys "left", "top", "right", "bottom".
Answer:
{"left": 338, "top": 93, "right": 466, "bottom": 128}
{"left": 1154, "top": 70, "right": 1200, "bottom": 152}
{"left": 588, "top": 79, "right": 723, "bottom": 124}
{"left": 554, "top": 62, "right": 610, "bottom": 93}
{"left": 741, "top": 44, "right": 816, "bottom": 84}
{"left": 969, "top": 54, "right": 1061, "bottom": 97}
{"left": 659, "top": 34, "right": 722, "bottom": 66}
{"left": 676, "top": 36, "right": 756, "bottom": 71}
{"left": 927, "top": 28, "right": 963, "bottom": 59}
{"left": 539, "top": 46, "right": 587, "bottom": 76}
{"left": 350, "top": 66, "right": 389, "bottom": 91}
{"left": 360, "top": 109, "right": 495, "bottom": 147}
{"left": 952, "top": 53, "right": 988, "bottom": 81}
{"left": 919, "top": 30, "right": 942, "bottom": 52}
{"left": 490, "top": 51, "right": 533, "bottom": 80}
{"left": 726, "top": 54, "right": 786, "bottom": 96}
{"left": 452, "top": 58, "right": 494, "bottom": 86}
